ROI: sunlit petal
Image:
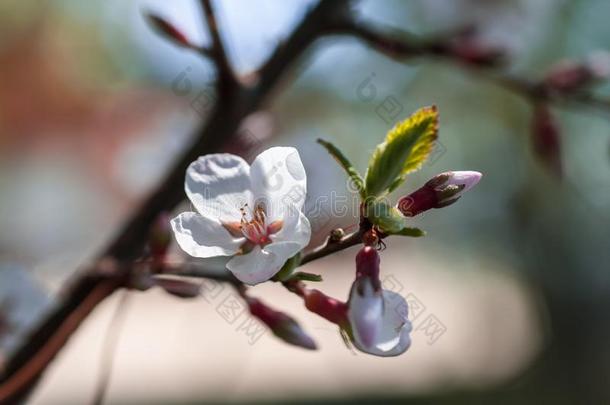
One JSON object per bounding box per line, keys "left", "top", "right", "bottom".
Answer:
{"left": 171, "top": 212, "right": 243, "bottom": 258}
{"left": 226, "top": 241, "right": 301, "bottom": 285}
{"left": 185, "top": 154, "right": 253, "bottom": 222}
{"left": 351, "top": 290, "right": 413, "bottom": 357}
{"left": 249, "top": 147, "right": 306, "bottom": 221}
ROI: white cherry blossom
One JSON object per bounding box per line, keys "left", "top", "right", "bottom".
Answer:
{"left": 347, "top": 246, "right": 413, "bottom": 357}
{"left": 171, "top": 147, "right": 311, "bottom": 285}
{"left": 350, "top": 289, "right": 413, "bottom": 357}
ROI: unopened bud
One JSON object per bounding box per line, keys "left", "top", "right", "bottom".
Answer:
{"left": 544, "top": 60, "right": 593, "bottom": 92}
{"left": 155, "top": 277, "right": 202, "bottom": 298}
{"left": 448, "top": 38, "right": 505, "bottom": 67}
{"left": 397, "top": 171, "right": 482, "bottom": 216}
{"left": 329, "top": 228, "right": 345, "bottom": 242}
{"left": 303, "top": 289, "right": 348, "bottom": 326}
{"left": 349, "top": 246, "right": 383, "bottom": 348}
{"left": 545, "top": 52, "right": 610, "bottom": 93}
{"left": 531, "top": 104, "right": 562, "bottom": 177}
{"left": 145, "top": 13, "right": 193, "bottom": 49}
{"left": 247, "top": 297, "right": 317, "bottom": 350}
{"left": 355, "top": 246, "right": 381, "bottom": 290}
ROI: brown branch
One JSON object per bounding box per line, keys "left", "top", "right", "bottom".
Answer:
{"left": 0, "top": 274, "right": 123, "bottom": 404}
{"left": 490, "top": 73, "right": 610, "bottom": 113}
{"left": 199, "top": 0, "right": 237, "bottom": 91}
{"left": 329, "top": 19, "right": 449, "bottom": 59}
{"left": 300, "top": 230, "right": 364, "bottom": 266}
{"left": 91, "top": 290, "right": 132, "bottom": 405}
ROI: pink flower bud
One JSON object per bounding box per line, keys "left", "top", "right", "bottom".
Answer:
{"left": 439, "top": 171, "right": 483, "bottom": 193}
{"left": 351, "top": 290, "right": 413, "bottom": 357}
{"left": 397, "top": 171, "right": 482, "bottom": 216}
{"left": 348, "top": 247, "right": 383, "bottom": 348}
{"left": 355, "top": 246, "right": 381, "bottom": 290}
{"left": 247, "top": 297, "right": 317, "bottom": 350}
{"left": 303, "top": 289, "right": 348, "bottom": 326}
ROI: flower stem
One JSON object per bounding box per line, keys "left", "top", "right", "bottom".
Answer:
{"left": 299, "top": 229, "right": 364, "bottom": 266}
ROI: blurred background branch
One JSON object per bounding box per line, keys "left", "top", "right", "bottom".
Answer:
{"left": 329, "top": 15, "right": 610, "bottom": 117}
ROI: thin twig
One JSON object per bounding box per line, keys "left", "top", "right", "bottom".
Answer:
{"left": 91, "top": 290, "right": 132, "bottom": 405}
{"left": 329, "top": 19, "right": 448, "bottom": 59}
{"left": 300, "top": 230, "right": 364, "bottom": 266}
{"left": 199, "top": 0, "right": 237, "bottom": 89}
{"left": 195, "top": 46, "right": 214, "bottom": 59}
{"left": 0, "top": 276, "right": 123, "bottom": 404}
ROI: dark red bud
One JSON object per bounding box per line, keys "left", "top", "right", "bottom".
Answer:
{"left": 146, "top": 14, "right": 192, "bottom": 48}
{"left": 544, "top": 60, "right": 593, "bottom": 93}
{"left": 397, "top": 186, "right": 437, "bottom": 217}
{"left": 355, "top": 246, "right": 381, "bottom": 291}
{"left": 155, "top": 278, "right": 201, "bottom": 298}
{"left": 532, "top": 104, "right": 562, "bottom": 177}
{"left": 449, "top": 39, "right": 505, "bottom": 67}
{"left": 303, "top": 289, "right": 348, "bottom": 326}
{"left": 247, "top": 297, "right": 317, "bottom": 350}
{"left": 247, "top": 297, "right": 288, "bottom": 329}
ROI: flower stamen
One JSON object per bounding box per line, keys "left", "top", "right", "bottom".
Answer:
{"left": 233, "top": 203, "right": 283, "bottom": 247}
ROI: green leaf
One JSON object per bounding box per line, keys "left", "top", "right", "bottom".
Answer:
{"left": 365, "top": 199, "right": 407, "bottom": 234}
{"left": 292, "top": 272, "right": 323, "bottom": 282}
{"left": 365, "top": 199, "right": 426, "bottom": 236}
{"left": 273, "top": 253, "right": 302, "bottom": 282}
{"left": 390, "top": 227, "right": 426, "bottom": 237}
{"left": 364, "top": 106, "right": 439, "bottom": 197}
{"left": 339, "top": 325, "right": 354, "bottom": 347}
{"left": 317, "top": 139, "right": 366, "bottom": 198}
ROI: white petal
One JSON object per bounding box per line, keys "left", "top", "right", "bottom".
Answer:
{"left": 352, "top": 290, "right": 413, "bottom": 357}
{"left": 226, "top": 242, "right": 301, "bottom": 285}
{"left": 447, "top": 171, "right": 482, "bottom": 193}
{"left": 249, "top": 147, "right": 307, "bottom": 221}
{"left": 171, "top": 212, "right": 243, "bottom": 258}
{"left": 271, "top": 208, "right": 311, "bottom": 249}
{"left": 185, "top": 154, "right": 252, "bottom": 222}
{"left": 348, "top": 279, "right": 383, "bottom": 349}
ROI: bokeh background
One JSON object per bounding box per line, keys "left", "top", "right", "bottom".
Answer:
{"left": 1, "top": 0, "right": 609, "bottom": 404}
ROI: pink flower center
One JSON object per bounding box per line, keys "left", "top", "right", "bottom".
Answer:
{"left": 240, "top": 203, "right": 272, "bottom": 245}
{"left": 223, "top": 203, "right": 283, "bottom": 250}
